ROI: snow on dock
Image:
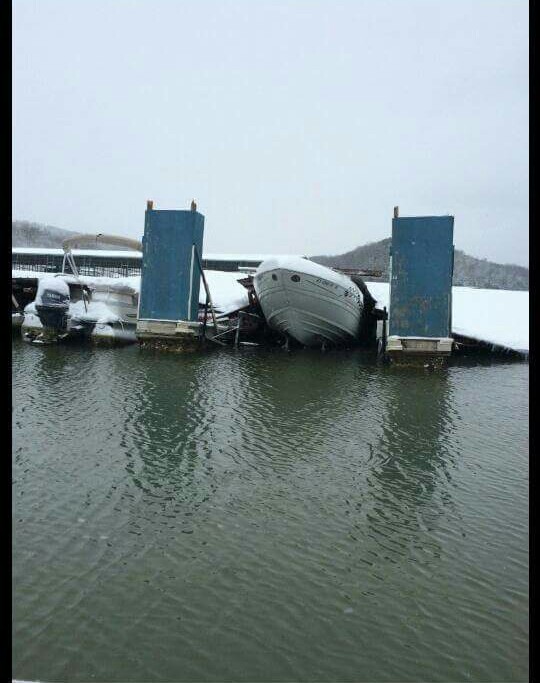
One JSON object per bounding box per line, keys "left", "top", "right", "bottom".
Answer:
{"left": 12, "top": 269, "right": 528, "bottom": 355}
{"left": 367, "top": 282, "right": 529, "bottom": 356}
{"left": 199, "top": 270, "right": 250, "bottom": 314}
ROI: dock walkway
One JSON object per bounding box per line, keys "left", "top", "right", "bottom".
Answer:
{"left": 367, "top": 282, "right": 529, "bottom": 357}
{"left": 12, "top": 269, "right": 528, "bottom": 356}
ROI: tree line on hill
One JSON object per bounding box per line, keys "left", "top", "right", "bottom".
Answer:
{"left": 12, "top": 220, "right": 122, "bottom": 250}
{"left": 312, "top": 238, "right": 528, "bottom": 291}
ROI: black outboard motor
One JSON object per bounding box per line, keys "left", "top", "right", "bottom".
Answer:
{"left": 34, "top": 277, "right": 70, "bottom": 339}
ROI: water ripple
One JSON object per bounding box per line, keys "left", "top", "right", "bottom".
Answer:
{"left": 12, "top": 341, "right": 528, "bottom": 682}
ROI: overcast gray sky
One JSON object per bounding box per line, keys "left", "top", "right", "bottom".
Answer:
{"left": 13, "top": 0, "right": 528, "bottom": 265}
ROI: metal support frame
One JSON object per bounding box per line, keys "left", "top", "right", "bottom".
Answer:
{"left": 193, "top": 245, "right": 218, "bottom": 334}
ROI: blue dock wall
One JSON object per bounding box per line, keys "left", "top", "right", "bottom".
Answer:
{"left": 139, "top": 210, "right": 205, "bottom": 322}
{"left": 389, "top": 216, "right": 454, "bottom": 338}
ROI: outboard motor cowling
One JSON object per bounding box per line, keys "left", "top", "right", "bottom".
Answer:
{"left": 35, "top": 277, "right": 70, "bottom": 336}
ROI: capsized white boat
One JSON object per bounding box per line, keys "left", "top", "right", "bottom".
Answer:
{"left": 71, "top": 279, "right": 139, "bottom": 344}
{"left": 253, "top": 256, "right": 364, "bottom": 347}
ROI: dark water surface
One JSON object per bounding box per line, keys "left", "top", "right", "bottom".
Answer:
{"left": 12, "top": 339, "right": 528, "bottom": 682}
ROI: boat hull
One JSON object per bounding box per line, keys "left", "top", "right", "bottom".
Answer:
{"left": 254, "top": 259, "right": 363, "bottom": 347}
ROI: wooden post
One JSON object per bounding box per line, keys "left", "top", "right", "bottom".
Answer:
{"left": 201, "top": 294, "right": 209, "bottom": 341}
{"left": 234, "top": 312, "right": 242, "bottom": 347}
{"left": 382, "top": 306, "right": 387, "bottom": 352}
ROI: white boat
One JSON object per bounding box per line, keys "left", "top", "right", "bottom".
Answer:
{"left": 72, "top": 280, "right": 139, "bottom": 344}
{"left": 63, "top": 233, "right": 140, "bottom": 344}
{"left": 253, "top": 256, "right": 364, "bottom": 348}
{"left": 21, "top": 275, "right": 140, "bottom": 344}
{"left": 21, "top": 233, "right": 142, "bottom": 344}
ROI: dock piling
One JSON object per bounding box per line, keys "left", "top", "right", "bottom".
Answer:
{"left": 136, "top": 201, "right": 206, "bottom": 351}
{"left": 386, "top": 213, "right": 455, "bottom": 364}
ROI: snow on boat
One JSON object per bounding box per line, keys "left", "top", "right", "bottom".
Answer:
{"left": 71, "top": 279, "right": 139, "bottom": 344}
{"left": 21, "top": 274, "right": 139, "bottom": 345}
{"left": 15, "top": 268, "right": 252, "bottom": 344}
{"left": 60, "top": 233, "right": 141, "bottom": 343}
{"left": 22, "top": 276, "right": 73, "bottom": 343}
{"left": 253, "top": 256, "right": 364, "bottom": 348}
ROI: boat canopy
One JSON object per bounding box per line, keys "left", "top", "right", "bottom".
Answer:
{"left": 62, "top": 233, "right": 142, "bottom": 253}
{"left": 62, "top": 234, "right": 143, "bottom": 280}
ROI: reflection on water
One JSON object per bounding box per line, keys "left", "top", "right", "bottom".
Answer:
{"left": 373, "top": 367, "right": 456, "bottom": 523}
{"left": 12, "top": 340, "right": 528, "bottom": 682}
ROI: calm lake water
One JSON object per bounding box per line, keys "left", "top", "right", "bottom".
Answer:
{"left": 12, "top": 338, "right": 528, "bottom": 682}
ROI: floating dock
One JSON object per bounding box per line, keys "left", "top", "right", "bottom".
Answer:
{"left": 12, "top": 267, "right": 528, "bottom": 358}
{"left": 385, "top": 214, "right": 454, "bottom": 361}
{"left": 11, "top": 204, "right": 528, "bottom": 359}
{"left": 368, "top": 282, "right": 528, "bottom": 358}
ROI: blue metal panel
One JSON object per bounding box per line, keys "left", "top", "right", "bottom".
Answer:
{"left": 139, "top": 210, "right": 204, "bottom": 322}
{"left": 389, "top": 216, "right": 454, "bottom": 338}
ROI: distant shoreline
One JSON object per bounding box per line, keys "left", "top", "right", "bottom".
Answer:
{"left": 13, "top": 220, "right": 528, "bottom": 292}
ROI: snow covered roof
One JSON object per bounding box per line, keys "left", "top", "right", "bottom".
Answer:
{"left": 12, "top": 247, "right": 303, "bottom": 262}
{"left": 12, "top": 247, "right": 142, "bottom": 258}
{"left": 12, "top": 269, "right": 140, "bottom": 290}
